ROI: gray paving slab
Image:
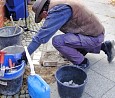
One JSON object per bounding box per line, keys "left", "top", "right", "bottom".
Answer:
{"left": 81, "top": 93, "right": 93, "bottom": 98}
{"left": 83, "top": 0, "right": 115, "bottom": 17}
{"left": 91, "top": 57, "right": 115, "bottom": 82}
{"left": 83, "top": 0, "right": 115, "bottom": 38}
{"left": 85, "top": 51, "right": 105, "bottom": 66}
{"left": 85, "top": 69, "right": 115, "bottom": 98}
{"left": 50, "top": 82, "right": 59, "bottom": 98}
{"left": 102, "top": 86, "right": 115, "bottom": 98}
{"left": 94, "top": 15, "right": 115, "bottom": 36}
{"left": 105, "top": 34, "right": 115, "bottom": 41}
{"left": 83, "top": 0, "right": 110, "bottom": 4}
{"left": 103, "top": 18, "right": 115, "bottom": 35}
{"left": 103, "top": 17, "right": 115, "bottom": 25}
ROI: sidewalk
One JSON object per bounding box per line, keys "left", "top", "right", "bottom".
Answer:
{"left": 49, "top": 0, "right": 115, "bottom": 98}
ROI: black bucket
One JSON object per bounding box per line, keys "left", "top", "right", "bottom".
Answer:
{"left": 0, "top": 61, "right": 25, "bottom": 95}
{"left": 0, "top": 26, "right": 23, "bottom": 50}
{"left": 0, "top": 45, "right": 25, "bottom": 95}
{"left": 55, "top": 65, "right": 87, "bottom": 98}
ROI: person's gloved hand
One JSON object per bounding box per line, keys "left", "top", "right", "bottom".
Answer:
{"left": 14, "top": 52, "right": 28, "bottom": 64}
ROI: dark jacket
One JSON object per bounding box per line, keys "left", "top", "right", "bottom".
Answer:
{"left": 49, "top": 0, "right": 105, "bottom": 36}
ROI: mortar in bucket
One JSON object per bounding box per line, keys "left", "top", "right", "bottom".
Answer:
{"left": 0, "top": 45, "right": 25, "bottom": 95}
{"left": 55, "top": 65, "right": 87, "bottom": 98}
{"left": 0, "top": 26, "right": 23, "bottom": 50}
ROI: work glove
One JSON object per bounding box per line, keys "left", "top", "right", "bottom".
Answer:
{"left": 14, "top": 51, "right": 28, "bottom": 65}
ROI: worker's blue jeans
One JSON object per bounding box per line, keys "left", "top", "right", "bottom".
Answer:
{"left": 52, "top": 33, "right": 104, "bottom": 64}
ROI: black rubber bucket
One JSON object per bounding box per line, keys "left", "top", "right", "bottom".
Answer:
{"left": 0, "top": 45, "right": 25, "bottom": 95}
{"left": 55, "top": 65, "right": 87, "bottom": 98}
{"left": 0, "top": 26, "right": 23, "bottom": 50}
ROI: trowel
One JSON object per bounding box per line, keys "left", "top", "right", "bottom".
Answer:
{"left": 8, "top": 59, "right": 17, "bottom": 73}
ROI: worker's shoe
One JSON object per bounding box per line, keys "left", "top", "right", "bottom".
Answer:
{"left": 101, "top": 40, "right": 115, "bottom": 63}
{"left": 76, "top": 58, "right": 90, "bottom": 70}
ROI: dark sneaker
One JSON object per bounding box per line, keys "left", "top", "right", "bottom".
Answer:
{"left": 103, "top": 41, "right": 115, "bottom": 63}
{"left": 76, "top": 58, "right": 90, "bottom": 70}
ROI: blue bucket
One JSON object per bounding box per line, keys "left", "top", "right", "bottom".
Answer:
{"left": 0, "top": 54, "right": 25, "bottom": 80}
{"left": 0, "top": 45, "right": 25, "bottom": 95}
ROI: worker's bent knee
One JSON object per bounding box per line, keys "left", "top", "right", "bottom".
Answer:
{"left": 52, "top": 35, "right": 65, "bottom": 47}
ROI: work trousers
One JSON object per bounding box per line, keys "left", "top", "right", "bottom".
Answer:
{"left": 52, "top": 33, "right": 104, "bottom": 64}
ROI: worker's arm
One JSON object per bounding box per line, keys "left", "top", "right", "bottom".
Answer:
{"left": 27, "top": 4, "right": 72, "bottom": 55}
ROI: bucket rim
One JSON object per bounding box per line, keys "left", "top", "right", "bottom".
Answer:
{"left": 2, "top": 45, "right": 24, "bottom": 54}
{"left": 0, "top": 61, "right": 25, "bottom": 80}
{"left": 0, "top": 26, "right": 23, "bottom": 38}
{"left": 55, "top": 65, "right": 87, "bottom": 88}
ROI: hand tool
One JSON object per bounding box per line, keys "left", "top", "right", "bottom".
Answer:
{"left": 10, "top": 15, "right": 15, "bottom": 26}
{"left": 24, "top": 46, "right": 50, "bottom": 98}
{"left": 0, "top": 51, "right": 6, "bottom": 77}
{"left": 13, "top": 18, "right": 21, "bottom": 35}
{"left": 8, "top": 59, "right": 17, "bottom": 73}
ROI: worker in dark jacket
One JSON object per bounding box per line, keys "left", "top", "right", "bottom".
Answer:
{"left": 21, "top": 0, "right": 115, "bottom": 69}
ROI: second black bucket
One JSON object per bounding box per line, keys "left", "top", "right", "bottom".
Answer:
{"left": 55, "top": 65, "right": 87, "bottom": 98}
{"left": 0, "top": 26, "right": 23, "bottom": 50}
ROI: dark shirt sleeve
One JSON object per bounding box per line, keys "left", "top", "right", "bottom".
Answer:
{"left": 27, "top": 4, "right": 72, "bottom": 54}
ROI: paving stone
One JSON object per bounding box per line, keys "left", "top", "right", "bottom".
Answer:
{"left": 85, "top": 69, "right": 115, "bottom": 98}
{"left": 25, "top": 94, "right": 30, "bottom": 98}
{"left": 14, "top": 94, "right": 19, "bottom": 98}
{"left": 7, "top": 96, "right": 12, "bottom": 98}
{"left": 1, "top": 96, "right": 7, "bottom": 98}
{"left": 50, "top": 82, "right": 60, "bottom": 98}
{"left": 85, "top": 51, "right": 105, "bottom": 67}
{"left": 20, "top": 95, "right": 25, "bottom": 98}
{"left": 91, "top": 57, "right": 115, "bottom": 82}
{"left": 83, "top": 0, "right": 115, "bottom": 17}
{"left": 81, "top": 93, "right": 93, "bottom": 98}
{"left": 84, "top": 0, "right": 109, "bottom": 4}
{"left": 102, "top": 86, "right": 115, "bottom": 98}
{"left": 105, "top": 34, "right": 115, "bottom": 41}
{"left": 20, "top": 90, "right": 25, "bottom": 95}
